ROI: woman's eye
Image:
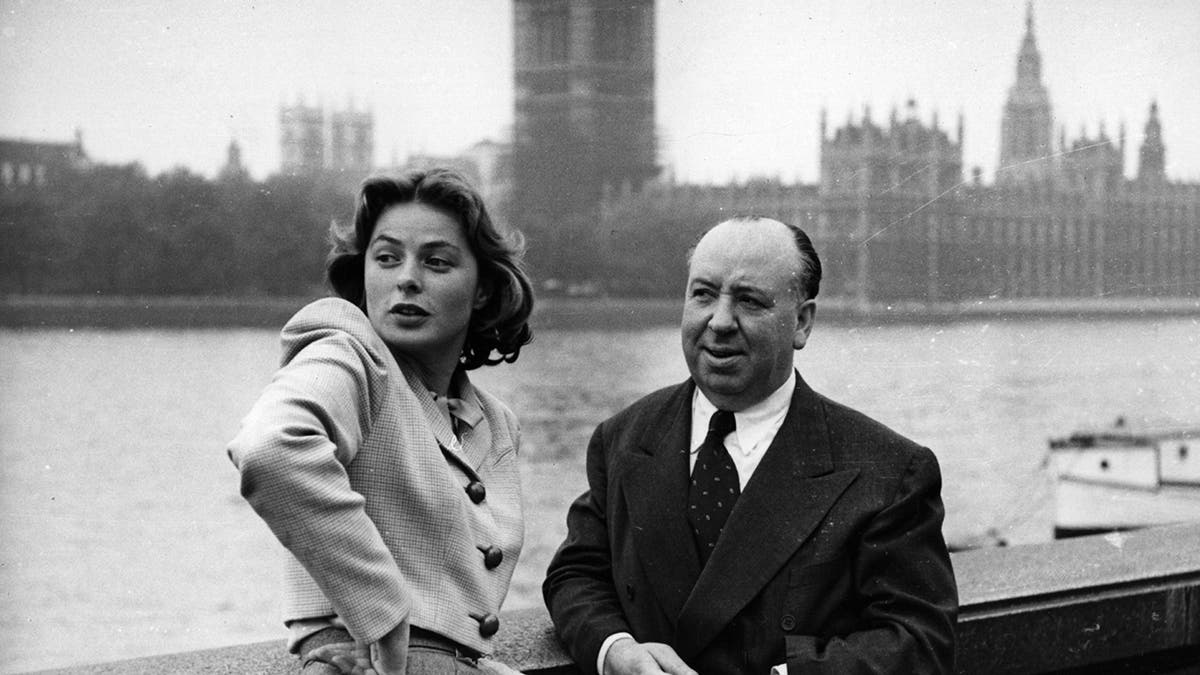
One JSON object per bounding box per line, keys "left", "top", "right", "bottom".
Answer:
{"left": 426, "top": 256, "right": 452, "bottom": 269}
{"left": 374, "top": 252, "right": 398, "bottom": 264}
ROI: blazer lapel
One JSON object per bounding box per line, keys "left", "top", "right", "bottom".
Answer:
{"left": 675, "top": 375, "right": 860, "bottom": 659}
{"left": 622, "top": 381, "right": 703, "bottom": 620}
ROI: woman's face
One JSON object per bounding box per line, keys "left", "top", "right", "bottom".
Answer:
{"left": 363, "top": 202, "right": 486, "bottom": 369}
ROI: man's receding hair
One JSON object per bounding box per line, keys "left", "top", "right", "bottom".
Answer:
{"left": 689, "top": 215, "right": 822, "bottom": 300}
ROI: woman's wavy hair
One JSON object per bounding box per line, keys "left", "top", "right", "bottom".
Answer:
{"left": 326, "top": 168, "right": 534, "bottom": 369}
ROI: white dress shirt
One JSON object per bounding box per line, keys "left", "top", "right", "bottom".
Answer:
{"left": 689, "top": 369, "right": 795, "bottom": 489}
{"left": 597, "top": 372, "right": 797, "bottom": 675}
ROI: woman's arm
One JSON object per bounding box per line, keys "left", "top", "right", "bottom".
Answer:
{"left": 228, "top": 332, "right": 411, "bottom": 645}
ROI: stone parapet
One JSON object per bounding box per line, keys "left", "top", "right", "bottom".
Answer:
{"left": 34, "top": 522, "right": 1200, "bottom": 674}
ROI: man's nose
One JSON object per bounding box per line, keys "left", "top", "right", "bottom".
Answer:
{"left": 707, "top": 295, "right": 737, "bottom": 332}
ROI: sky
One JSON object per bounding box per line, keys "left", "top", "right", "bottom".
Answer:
{"left": 1, "top": 0, "right": 1197, "bottom": 184}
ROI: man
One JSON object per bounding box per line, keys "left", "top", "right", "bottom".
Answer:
{"left": 543, "top": 216, "right": 957, "bottom": 674}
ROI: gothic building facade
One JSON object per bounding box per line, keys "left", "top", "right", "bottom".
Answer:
{"left": 813, "top": 101, "right": 966, "bottom": 302}
{"left": 279, "top": 98, "right": 374, "bottom": 178}
{"left": 595, "top": 4, "right": 1199, "bottom": 302}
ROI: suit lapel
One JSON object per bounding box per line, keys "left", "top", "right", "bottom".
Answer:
{"left": 674, "top": 375, "right": 860, "bottom": 659}
{"left": 622, "top": 381, "right": 702, "bottom": 620}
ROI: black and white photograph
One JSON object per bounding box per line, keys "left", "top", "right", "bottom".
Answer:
{"left": 2, "top": 1, "right": 1198, "bottom": 673}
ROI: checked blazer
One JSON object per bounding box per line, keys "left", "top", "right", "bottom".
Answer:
{"left": 544, "top": 375, "right": 957, "bottom": 674}
{"left": 228, "top": 298, "right": 523, "bottom": 654}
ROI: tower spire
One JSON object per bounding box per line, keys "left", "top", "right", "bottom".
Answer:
{"left": 997, "top": 1, "right": 1054, "bottom": 185}
{"left": 1017, "top": 1, "right": 1042, "bottom": 84}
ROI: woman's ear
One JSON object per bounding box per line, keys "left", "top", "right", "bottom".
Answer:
{"left": 474, "top": 282, "right": 491, "bottom": 310}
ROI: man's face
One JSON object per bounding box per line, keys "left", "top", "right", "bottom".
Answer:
{"left": 681, "top": 219, "right": 815, "bottom": 411}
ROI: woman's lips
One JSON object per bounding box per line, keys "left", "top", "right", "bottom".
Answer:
{"left": 389, "top": 303, "right": 430, "bottom": 325}
{"left": 390, "top": 303, "right": 429, "bottom": 316}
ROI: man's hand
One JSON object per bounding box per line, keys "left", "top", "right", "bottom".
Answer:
{"left": 604, "top": 638, "right": 697, "bottom": 675}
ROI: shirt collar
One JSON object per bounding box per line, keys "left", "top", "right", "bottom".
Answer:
{"left": 692, "top": 369, "right": 796, "bottom": 456}
{"left": 435, "top": 368, "right": 484, "bottom": 429}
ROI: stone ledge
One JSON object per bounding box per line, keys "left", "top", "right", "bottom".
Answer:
{"left": 32, "top": 522, "right": 1200, "bottom": 674}
{"left": 952, "top": 523, "right": 1200, "bottom": 673}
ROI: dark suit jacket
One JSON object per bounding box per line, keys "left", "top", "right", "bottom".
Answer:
{"left": 543, "top": 375, "right": 957, "bottom": 674}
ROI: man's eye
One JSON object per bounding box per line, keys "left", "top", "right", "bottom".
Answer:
{"left": 690, "top": 288, "right": 715, "bottom": 300}
{"left": 740, "top": 296, "right": 768, "bottom": 309}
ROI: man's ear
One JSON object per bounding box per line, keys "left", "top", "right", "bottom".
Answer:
{"left": 793, "top": 298, "right": 817, "bottom": 349}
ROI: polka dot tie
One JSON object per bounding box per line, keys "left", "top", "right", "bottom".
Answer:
{"left": 687, "top": 409, "right": 739, "bottom": 566}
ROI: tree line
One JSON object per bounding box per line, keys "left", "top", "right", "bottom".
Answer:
{"left": 1, "top": 164, "right": 353, "bottom": 297}
{"left": 1, "top": 161, "right": 720, "bottom": 299}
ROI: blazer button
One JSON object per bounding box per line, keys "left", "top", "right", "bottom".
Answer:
{"left": 466, "top": 481, "right": 486, "bottom": 504}
{"left": 471, "top": 612, "right": 500, "bottom": 638}
{"left": 481, "top": 545, "right": 503, "bottom": 569}
{"left": 780, "top": 614, "right": 797, "bottom": 631}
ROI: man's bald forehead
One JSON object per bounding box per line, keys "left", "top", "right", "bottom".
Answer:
{"left": 692, "top": 218, "right": 803, "bottom": 268}
{"left": 686, "top": 215, "right": 822, "bottom": 300}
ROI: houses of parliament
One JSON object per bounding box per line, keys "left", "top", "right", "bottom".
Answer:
{"left": 561, "top": 1, "right": 1198, "bottom": 302}
{"left": 5, "top": 2, "right": 1194, "bottom": 303}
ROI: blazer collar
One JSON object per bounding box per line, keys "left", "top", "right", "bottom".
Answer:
{"left": 674, "top": 373, "right": 860, "bottom": 659}
{"left": 399, "top": 363, "right": 490, "bottom": 472}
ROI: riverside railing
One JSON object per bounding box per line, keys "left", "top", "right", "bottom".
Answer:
{"left": 37, "top": 522, "right": 1200, "bottom": 674}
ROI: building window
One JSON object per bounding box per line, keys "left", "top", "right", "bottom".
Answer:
{"left": 1, "top": 162, "right": 12, "bottom": 186}
{"left": 529, "top": 71, "right": 569, "bottom": 95}
{"left": 596, "top": 6, "right": 638, "bottom": 62}
{"left": 533, "top": 4, "right": 568, "bottom": 65}
{"left": 35, "top": 164, "right": 47, "bottom": 186}
{"left": 18, "top": 163, "right": 32, "bottom": 185}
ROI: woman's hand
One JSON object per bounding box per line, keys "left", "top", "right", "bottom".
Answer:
{"left": 306, "top": 619, "right": 409, "bottom": 675}
{"left": 305, "top": 640, "right": 371, "bottom": 674}
{"left": 369, "top": 619, "right": 410, "bottom": 674}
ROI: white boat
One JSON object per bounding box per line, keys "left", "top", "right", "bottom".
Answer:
{"left": 1048, "top": 418, "right": 1200, "bottom": 538}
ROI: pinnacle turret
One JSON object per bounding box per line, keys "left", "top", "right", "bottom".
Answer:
{"left": 1138, "top": 100, "right": 1166, "bottom": 185}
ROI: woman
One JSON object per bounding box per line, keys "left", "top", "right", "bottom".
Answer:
{"left": 227, "top": 168, "right": 534, "bottom": 674}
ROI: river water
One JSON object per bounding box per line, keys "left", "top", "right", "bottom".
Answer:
{"left": 1, "top": 316, "right": 1198, "bottom": 672}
